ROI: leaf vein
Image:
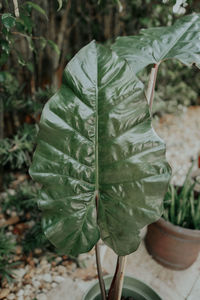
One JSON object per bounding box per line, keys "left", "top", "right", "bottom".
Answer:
{"left": 50, "top": 109, "right": 94, "bottom": 145}
{"left": 39, "top": 141, "right": 94, "bottom": 170}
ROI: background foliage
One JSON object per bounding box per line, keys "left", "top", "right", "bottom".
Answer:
{"left": 1, "top": 0, "right": 200, "bottom": 138}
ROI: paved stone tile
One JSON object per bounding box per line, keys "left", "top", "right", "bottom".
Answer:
{"left": 47, "top": 241, "right": 200, "bottom": 299}
{"left": 187, "top": 275, "right": 200, "bottom": 300}
{"left": 102, "top": 241, "right": 200, "bottom": 300}
{"left": 47, "top": 276, "right": 92, "bottom": 300}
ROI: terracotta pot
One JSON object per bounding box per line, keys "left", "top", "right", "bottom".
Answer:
{"left": 145, "top": 218, "right": 200, "bottom": 270}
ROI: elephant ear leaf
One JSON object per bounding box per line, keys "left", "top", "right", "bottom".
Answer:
{"left": 112, "top": 13, "right": 200, "bottom": 74}
{"left": 29, "top": 41, "right": 171, "bottom": 256}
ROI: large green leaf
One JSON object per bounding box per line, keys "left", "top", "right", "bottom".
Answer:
{"left": 112, "top": 14, "right": 200, "bottom": 74}
{"left": 29, "top": 41, "right": 171, "bottom": 256}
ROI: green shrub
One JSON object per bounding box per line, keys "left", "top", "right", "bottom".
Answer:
{"left": 0, "top": 181, "right": 52, "bottom": 254}
{"left": 22, "top": 222, "right": 51, "bottom": 254}
{"left": 0, "top": 124, "right": 37, "bottom": 170}
{"left": 153, "top": 61, "right": 199, "bottom": 115}
{"left": 0, "top": 229, "right": 16, "bottom": 284}
{"left": 163, "top": 164, "right": 200, "bottom": 229}
{"left": 1, "top": 181, "right": 37, "bottom": 214}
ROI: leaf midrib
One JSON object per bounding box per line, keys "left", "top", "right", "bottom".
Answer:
{"left": 95, "top": 43, "right": 99, "bottom": 197}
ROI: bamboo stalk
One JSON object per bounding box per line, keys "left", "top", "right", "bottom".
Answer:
{"left": 13, "top": 0, "right": 19, "bottom": 17}
{"left": 0, "top": 98, "right": 4, "bottom": 191}
{"left": 0, "top": 98, "right": 4, "bottom": 141}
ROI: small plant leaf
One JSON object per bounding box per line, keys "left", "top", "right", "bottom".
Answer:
{"left": 1, "top": 40, "right": 10, "bottom": 55}
{"left": 115, "top": 0, "right": 123, "bottom": 12}
{"left": 26, "top": 2, "right": 48, "bottom": 19}
{"left": 1, "top": 13, "right": 16, "bottom": 29}
{"left": 57, "top": 0, "right": 63, "bottom": 11}
{"left": 30, "top": 41, "right": 171, "bottom": 256}
{"left": 19, "top": 14, "right": 33, "bottom": 33}
{"left": 40, "top": 37, "right": 47, "bottom": 50}
{"left": 112, "top": 13, "right": 200, "bottom": 74}
{"left": 47, "top": 40, "right": 60, "bottom": 55}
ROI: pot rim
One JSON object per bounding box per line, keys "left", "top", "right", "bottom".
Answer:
{"left": 154, "top": 217, "right": 200, "bottom": 240}
{"left": 82, "top": 275, "right": 162, "bottom": 300}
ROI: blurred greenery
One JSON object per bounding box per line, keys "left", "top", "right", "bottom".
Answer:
{"left": 1, "top": 180, "right": 38, "bottom": 214}
{"left": 0, "top": 1, "right": 199, "bottom": 136}
{"left": 0, "top": 229, "right": 17, "bottom": 283}
{"left": 152, "top": 60, "right": 199, "bottom": 115}
{"left": 163, "top": 163, "right": 200, "bottom": 229}
{"left": 0, "top": 181, "right": 52, "bottom": 255}
{"left": 0, "top": 124, "right": 37, "bottom": 170}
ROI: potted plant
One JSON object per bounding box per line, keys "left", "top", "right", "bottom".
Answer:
{"left": 111, "top": 12, "right": 200, "bottom": 272}
{"left": 29, "top": 13, "right": 200, "bottom": 299}
{"left": 29, "top": 40, "right": 170, "bottom": 300}
{"left": 145, "top": 163, "right": 200, "bottom": 270}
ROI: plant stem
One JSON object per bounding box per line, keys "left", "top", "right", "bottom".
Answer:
{"left": 107, "top": 256, "right": 127, "bottom": 300}
{"left": 95, "top": 242, "right": 107, "bottom": 300}
{"left": 146, "top": 63, "right": 159, "bottom": 112}
{"left": 95, "top": 195, "right": 107, "bottom": 300}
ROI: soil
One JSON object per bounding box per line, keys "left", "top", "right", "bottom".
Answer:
{"left": 121, "top": 297, "right": 136, "bottom": 300}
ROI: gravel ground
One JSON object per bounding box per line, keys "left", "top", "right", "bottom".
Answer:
{"left": 154, "top": 106, "right": 200, "bottom": 185}
{"left": 0, "top": 250, "right": 99, "bottom": 300}
{"left": 1, "top": 106, "right": 200, "bottom": 300}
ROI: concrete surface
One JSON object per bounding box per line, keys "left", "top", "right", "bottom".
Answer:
{"left": 47, "top": 241, "right": 200, "bottom": 300}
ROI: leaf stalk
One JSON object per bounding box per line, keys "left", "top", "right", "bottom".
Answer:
{"left": 107, "top": 256, "right": 127, "bottom": 300}
{"left": 95, "top": 242, "right": 107, "bottom": 300}
{"left": 95, "top": 195, "right": 107, "bottom": 300}
{"left": 146, "top": 63, "right": 159, "bottom": 112}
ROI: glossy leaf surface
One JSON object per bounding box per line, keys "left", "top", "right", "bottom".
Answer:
{"left": 29, "top": 41, "right": 171, "bottom": 256}
{"left": 112, "top": 14, "right": 200, "bottom": 74}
